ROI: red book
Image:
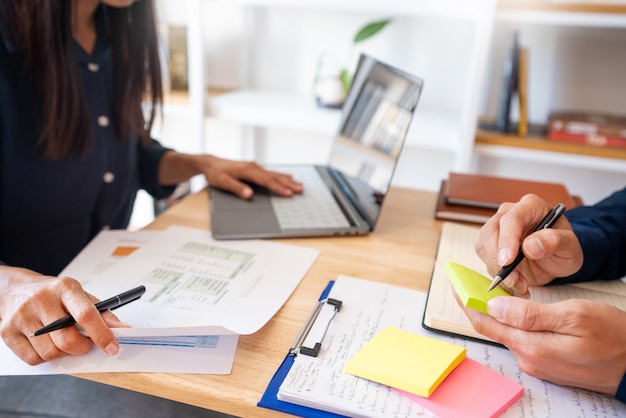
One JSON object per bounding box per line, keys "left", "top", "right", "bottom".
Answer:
{"left": 548, "top": 111, "right": 626, "bottom": 149}
{"left": 548, "top": 130, "right": 626, "bottom": 149}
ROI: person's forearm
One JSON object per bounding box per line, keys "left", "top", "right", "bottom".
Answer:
{"left": 0, "top": 266, "right": 9, "bottom": 317}
{"left": 158, "top": 151, "right": 209, "bottom": 185}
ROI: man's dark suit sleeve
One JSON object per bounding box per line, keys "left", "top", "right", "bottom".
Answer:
{"left": 557, "top": 187, "right": 626, "bottom": 284}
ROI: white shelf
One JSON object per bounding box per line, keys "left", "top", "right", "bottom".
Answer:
{"left": 207, "top": 90, "right": 341, "bottom": 135}
{"left": 496, "top": 9, "right": 626, "bottom": 27}
{"left": 474, "top": 143, "right": 626, "bottom": 174}
{"left": 218, "top": 0, "right": 490, "bottom": 21}
{"left": 206, "top": 90, "right": 462, "bottom": 153}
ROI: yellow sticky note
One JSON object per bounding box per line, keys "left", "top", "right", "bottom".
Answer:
{"left": 344, "top": 326, "right": 465, "bottom": 398}
{"left": 445, "top": 261, "right": 509, "bottom": 315}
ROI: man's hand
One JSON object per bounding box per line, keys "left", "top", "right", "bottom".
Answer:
{"left": 460, "top": 295, "right": 626, "bottom": 396}
{"left": 476, "top": 194, "right": 583, "bottom": 296}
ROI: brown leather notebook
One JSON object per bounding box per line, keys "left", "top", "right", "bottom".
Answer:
{"left": 445, "top": 172, "right": 578, "bottom": 210}
{"left": 435, "top": 180, "right": 495, "bottom": 225}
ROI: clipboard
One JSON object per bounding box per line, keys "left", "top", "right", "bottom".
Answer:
{"left": 257, "top": 280, "right": 346, "bottom": 417}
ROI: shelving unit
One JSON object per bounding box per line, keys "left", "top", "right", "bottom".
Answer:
{"left": 207, "top": 90, "right": 464, "bottom": 152}
{"left": 475, "top": 130, "right": 626, "bottom": 172}
{"left": 155, "top": 0, "right": 624, "bottom": 201}
{"left": 498, "top": 2, "right": 626, "bottom": 26}
{"left": 473, "top": 2, "right": 626, "bottom": 202}
{"left": 191, "top": 0, "right": 498, "bottom": 191}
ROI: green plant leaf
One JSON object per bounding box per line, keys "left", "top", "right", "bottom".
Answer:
{"left": 339, "top": 69, "right": 352, "bottom": 95}
{"left": 353, "top": 19, "right": 392, "bottom": 44}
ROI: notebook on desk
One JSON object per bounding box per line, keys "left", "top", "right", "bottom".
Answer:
{"left": 209, "top": 54, "right": 424, "bottom": 239}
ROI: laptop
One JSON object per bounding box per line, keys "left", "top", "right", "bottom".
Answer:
{"left": 209, "top": 54, "right": 424, "bottom": 239}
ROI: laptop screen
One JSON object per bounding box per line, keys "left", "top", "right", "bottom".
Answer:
{"left": 328, "top": 54, "right": 424, "bottom": 224}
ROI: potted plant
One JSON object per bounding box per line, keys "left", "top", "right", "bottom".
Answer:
{"left": 314, "top": 18, "right": 392, "bottom": 108}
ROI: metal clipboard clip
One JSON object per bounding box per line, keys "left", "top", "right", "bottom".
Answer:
{"left": 289, "top": 297, "right": 342, "bottom": 357}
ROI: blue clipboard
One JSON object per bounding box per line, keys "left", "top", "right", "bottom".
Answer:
{"left": 257, "top": 280, "right": 347, "bottom": 417}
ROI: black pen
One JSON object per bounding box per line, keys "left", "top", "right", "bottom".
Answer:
{"left": 31, "top": 285, "right": 146, "bottom": 337}
{"left": 487, "top": 203, "right": 567, "bottom": 292}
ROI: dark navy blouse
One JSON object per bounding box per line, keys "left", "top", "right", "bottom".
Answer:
{"left": 0, "top": 9, "right": 174, "bottom": 275}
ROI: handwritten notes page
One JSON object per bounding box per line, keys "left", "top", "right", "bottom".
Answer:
{"left": 277, "top": 275, "right": 626, "bottom": 418}
{"left": 279, "top": 276, "right": 435, "bottom": 417}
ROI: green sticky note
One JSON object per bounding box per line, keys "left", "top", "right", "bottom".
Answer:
{"left": 445, "top": 261, "right": 509, "bottom": 314}
{"left": 344, "top": 326, "right": 466, "bottom": 398}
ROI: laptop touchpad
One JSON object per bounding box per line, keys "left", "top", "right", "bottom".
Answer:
{"left": 209, "top": 186, "right": 280, "bottom": 237}
{"left": 210, "top": 185, "right": 273, "bottom": 210}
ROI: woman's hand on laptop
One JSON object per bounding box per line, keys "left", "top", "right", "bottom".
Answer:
{"left": 158, "top": 152, "right": 303, "bottom": 200}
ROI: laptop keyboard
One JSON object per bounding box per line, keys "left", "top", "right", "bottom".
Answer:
{"left": 270, "top": 166, "right": 351, "bottom": 230}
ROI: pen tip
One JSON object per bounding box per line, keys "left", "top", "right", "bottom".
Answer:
{"left": 28, "top": 333, "right": 35, "bottom": 338}
{"left": 487, "top": 276, "right": 502, "bottom": 292}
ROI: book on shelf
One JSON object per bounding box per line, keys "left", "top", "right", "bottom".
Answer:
{"left": 496, "top": 32, "right": 520, "bottom": 133}
{"left": 477, "top": 118, "right": 548, "bottom": 137}
{"left": 548, "top": 111, "right": 626, "bottom": 148}
{"left": 423, "top": 222, "right": 626, "bottom": 344}
{"left": 517, "top": 47, "right": 529, "bottom": 137}
{"left": 444, "top": 172, "right": 579, "bottom": 210}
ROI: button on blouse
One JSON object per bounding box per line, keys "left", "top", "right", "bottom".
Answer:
{"left": 97, "top": 115, "right": 110, "bottom": 127}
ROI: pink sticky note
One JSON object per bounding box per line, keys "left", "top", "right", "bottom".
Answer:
{"left": 398, "top": 358, "right": 523, "bottom": 418}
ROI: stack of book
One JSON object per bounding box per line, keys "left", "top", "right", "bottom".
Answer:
{"left": 434, "top": 172, "right": 580, "bottom": 224}
{"left": 548, "top": 111, "right": 626, "bottom": 149}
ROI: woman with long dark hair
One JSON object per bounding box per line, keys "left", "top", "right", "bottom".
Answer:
{"left": 0, "top": 0, "right": 302, "bottom": 365}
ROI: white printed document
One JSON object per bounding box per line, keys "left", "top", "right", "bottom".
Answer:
{"left": 0, "top": 226, "right": 318, "bottom": 375}
{"left": 69, "top": 226, "right": 320, "bottom": 336}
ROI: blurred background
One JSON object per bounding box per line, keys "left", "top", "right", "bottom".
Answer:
{"left": 133, "top": 0, "right": 626, "bottom": 229}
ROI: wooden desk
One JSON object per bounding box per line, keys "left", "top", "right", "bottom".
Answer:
{"left": 76, "top": 186, "right": 442, "bottom": 417}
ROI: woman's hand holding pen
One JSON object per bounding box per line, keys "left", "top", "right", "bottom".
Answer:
{"left": 475, "top": 193, "right": 584, "bottom": 297}
{"left": 0, "top": 266, "right": 128, "bottom": 365}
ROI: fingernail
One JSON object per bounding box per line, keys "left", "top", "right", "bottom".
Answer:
{"left": 498, "top": 248, "right": 510, "bottom": 266}
{"left": 503, "top": 276, "right": 515, "bottom": 288}
{"left": 487, "top": 297, "right": 508, "bottom": 321}
{"left": 524, "top": 237, "right": 544, "bottom": 258}
{"left": 105, "top": 343, "right": 119, "bottom": 356}
{"left": 242, "top": 187, "right": 253, "bottom": 199}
